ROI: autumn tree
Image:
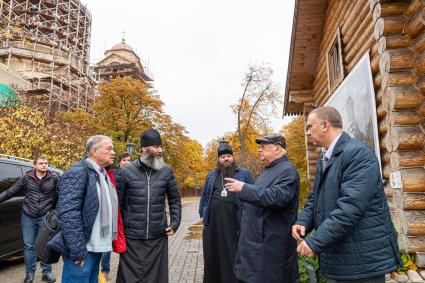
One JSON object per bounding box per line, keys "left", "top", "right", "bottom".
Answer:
{"left": 0, "top": 105, "right": 96, "bottom": 169}
{"left": 1, "top": 78, "right": 207, "bottom": 189}
{"left": 280, "top": 115, "right": 309, "bottom": 206}
{"left": 93, "top": 77, "right": 206, "bottom": 189}
{"left": 93, "top": 76, "right": 163, "bottom": 145}
{"left": 235, "top": 63, "right": 281, "bottom": 164}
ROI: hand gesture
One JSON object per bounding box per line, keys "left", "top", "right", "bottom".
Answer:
{"left": 224, "top": 178, "right": 245, "bottom": 192}
{"left": 292, "top": 224, "right": 306, "bottom": 241}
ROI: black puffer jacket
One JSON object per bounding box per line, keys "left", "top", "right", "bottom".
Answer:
{"left": 0, "top": 170, "right": 58, "bottom": 218}
{"left": 117, "top": 159, "right": 181, "bottom": 239}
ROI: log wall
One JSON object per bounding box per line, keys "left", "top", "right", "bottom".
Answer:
{"left": 304, "top": 0, "right": 425, "bottom": 256}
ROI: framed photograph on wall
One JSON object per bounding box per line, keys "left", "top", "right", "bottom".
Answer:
{"left": 325, "top": 52, "right": 381, "bottom": 166}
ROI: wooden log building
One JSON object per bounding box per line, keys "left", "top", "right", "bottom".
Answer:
{"left": 284, "top": 0, "right": 425, "bottom": 261}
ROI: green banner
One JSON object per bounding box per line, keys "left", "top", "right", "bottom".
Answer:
{"left": 0, "top": 84, "right": 20, "bottom": 107}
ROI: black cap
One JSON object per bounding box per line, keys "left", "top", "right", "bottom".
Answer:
{"left": 255, "top": 133, "right": 286, "bottom": 149}
{"left": 217, "top": 140, "right": 233, "bottom": 157}
{"left": 140, "top": 129, "right": 162, "bottom": 148}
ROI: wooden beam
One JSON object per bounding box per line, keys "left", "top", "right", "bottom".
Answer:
{"left": 391, "top": 151, "right": 425, "bottom": 169}
{"left": 402, "top": 168, "right": 425, "bottom": 192}
{"left": 395, "top": 209, "right": 425, "bottom": 236}
{"left": 384, "top": 86, "right": 424, "bottom": 111}
{"left": 398, "top": 234, "right": 425, "bottom": 253}
{"left": 373, "top": 2, "right": 407, "bottom": 22}
{"left": 374, "top": 16, "right": 407, "bottom": 40}
{"left": 405, "top": 7, "right": 425, "bottom": 39}
{"left": 378, "top": 35, "right": 413, "bottom": 55}
{"left": 381, "top": 71, "right": 418, "bottom": 91}
{"left": 394, "top": 190, "right": 425, "bottom": 210}
{"left": 391, "top": 126, "right": 425, "bottom": 151}
{"left": 389, "top": 110, "right": 423, "bottom": 127}
{"left": 412, "top": 33, "right": 425, "bottom": 54}
{"left": 405, "top": 0, "right": 425, "bottom": 18}
{"left": 379, "top": 49, "right": 416, "bottom": 73}
{"left": 288, "top": 90, "right": 314, "bottom": 104}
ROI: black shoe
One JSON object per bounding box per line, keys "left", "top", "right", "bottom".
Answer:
{"left": 23, "top": 274, "right": 34, "bottom": 283}
{"left": 42, "top": 273, "right": 56, "bottom": 283}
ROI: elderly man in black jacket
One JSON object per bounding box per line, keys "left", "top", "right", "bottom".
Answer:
{"left": 116, "top": 128, "right": 182, "bottom": 283}
{"left": 226, "top": 133, "right": 300, "bottom": 283}
{"left": 0, "top": 156, "right": 58, "bottom": 283}
{"left": 293, "top": 106, "right": 401, "bottom": 282}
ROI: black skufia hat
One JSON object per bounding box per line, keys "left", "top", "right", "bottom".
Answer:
{"left": 217, "top": 139, "right": 233, "bottom": 157}
{"left": 140, "top": 129, "right": 162, "bottom": 148}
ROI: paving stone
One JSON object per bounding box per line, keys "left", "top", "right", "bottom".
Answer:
{"left": 408, "top": 270, "right": 425, "bottom": 283}
{"left": 0, "top": 198, "right": 204, "bottom": 283}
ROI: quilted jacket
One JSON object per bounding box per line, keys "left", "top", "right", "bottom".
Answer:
{"left": 48, "top": 159, "right": 101, "bottom": 261}
{"left": 0, "top": 170, "right": 58, "bottom": 218}
{"left": 296, "top": 132, "right": 401, "bottom": 280}
{"left": 117, "top": 159, "right": 181, "bottom": 239}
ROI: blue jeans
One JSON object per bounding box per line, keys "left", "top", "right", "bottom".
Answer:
{"left": 101, "top": 252, "right": 111, "bottom": 273}
{"left": 62, "top": 252, "right": 102, "bottom": 283}
{"left": 21, "top": 213, "right": 52, "bottom": 275}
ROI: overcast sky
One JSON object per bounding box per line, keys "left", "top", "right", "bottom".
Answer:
{"left": 84, "top": 0, "right": 295, "bottom": 146}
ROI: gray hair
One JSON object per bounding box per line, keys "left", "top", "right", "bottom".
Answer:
{"left": 86, "top": 135, "right": 112, "bottom": 156}
{"left": 309, "top": 106, "right": 343, "bottom": 129}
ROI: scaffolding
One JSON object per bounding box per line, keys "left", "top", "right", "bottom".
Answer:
{"left": 0, "top": 0, "right": 96, "bottom": 111}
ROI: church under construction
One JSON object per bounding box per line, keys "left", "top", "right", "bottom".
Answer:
{"left": 0, "top": 0, "right": 96, "bottom": 111}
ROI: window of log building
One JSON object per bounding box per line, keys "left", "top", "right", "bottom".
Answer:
{"left": 327, "top": 28, "right": 344, "bottom": 94}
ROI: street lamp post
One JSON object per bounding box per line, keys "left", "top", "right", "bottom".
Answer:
{"left": 126, "top": 142, "right": 135, "bottom": 155}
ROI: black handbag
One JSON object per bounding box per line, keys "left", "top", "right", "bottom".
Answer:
{"left": 35, "top": 210, "right": 61, "bottom": 264}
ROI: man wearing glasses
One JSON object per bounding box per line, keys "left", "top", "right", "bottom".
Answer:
{"left": 226, "top": 133, "right": 300, "bottom": 283}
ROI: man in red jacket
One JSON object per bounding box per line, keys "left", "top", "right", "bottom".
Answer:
{"left": 100, "top": 152, "right": 132, "bottom": 279}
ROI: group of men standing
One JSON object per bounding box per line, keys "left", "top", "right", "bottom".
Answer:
{"left": 199, "top": 106, "right": 401, "bottom": 283}
{"left": 48, "top": 129, "right": 181, "bottom": 283}
{"left": 0, "top": 106, "right": 403, "bottom": 283}
{"left": 1, "top": 129, "right": 181, "bottom": 283}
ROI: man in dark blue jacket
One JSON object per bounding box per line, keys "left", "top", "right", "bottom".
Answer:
{"left": 199, "top": 140, "right": 254, "bottom": 283}
{"left": 226, "top": 133, "right": 300, "bottom": 283}
{"left": 48, "top": 135, "right": 118, "bottom": 283}
{"left": 293, "top": 106, "right": 401, "bottom": 283}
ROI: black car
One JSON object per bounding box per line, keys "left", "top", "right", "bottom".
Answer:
{"left": 0, "top": 155, "right": 62, "bottom": 260}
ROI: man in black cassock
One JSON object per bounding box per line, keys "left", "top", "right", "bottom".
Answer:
{"left": 116, "top": 129, "right": 181, "bottom": 283}
{"left": 199, "top": 141, "right": 254, "bottom": 283}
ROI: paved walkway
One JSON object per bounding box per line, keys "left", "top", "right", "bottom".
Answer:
{"left": 0, "top": 198, "right": 204, "bottom": 283}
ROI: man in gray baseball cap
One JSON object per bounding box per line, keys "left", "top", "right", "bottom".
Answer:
{"left": 225, "top": 132, "right": 300, "bottom": 282}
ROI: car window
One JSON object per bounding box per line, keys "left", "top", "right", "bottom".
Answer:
{"left": 21, "top": 166, "right": 33, "bottom": 175}
{"left": 0, "top": 163, "right": 23, "bottom": 193}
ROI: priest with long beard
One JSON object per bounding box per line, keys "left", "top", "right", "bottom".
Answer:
{"left": 199, "top": 140, "right": 254, "bottom": 283}
{"left": 116, "top": 129, "right": 181, "bottom": 283}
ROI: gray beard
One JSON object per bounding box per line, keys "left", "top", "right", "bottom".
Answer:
{"left": 140, "top": 154, "right": 166, "bottom": 171}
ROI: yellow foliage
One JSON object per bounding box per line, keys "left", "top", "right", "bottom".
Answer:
{"left": 0, "top": 106, "right": 96, "bottom": 169}
{"left": 280, "top": 116, "right": 309, "bottom": 207}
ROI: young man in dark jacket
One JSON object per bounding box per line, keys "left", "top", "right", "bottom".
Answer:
{"left": 199, "top": 140, "right": 254, "bottom": 283}
{"left": 293, "top": 106, "right": 401, "bottom": 282}
{"left": 226, "top": 133, "right": 300, "bottom": 283}
{"left": 0, "top": 156, "right": 58, "bottom": 283}
{"left": 116, "top": 128, "right": 182, "bottom": 283}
